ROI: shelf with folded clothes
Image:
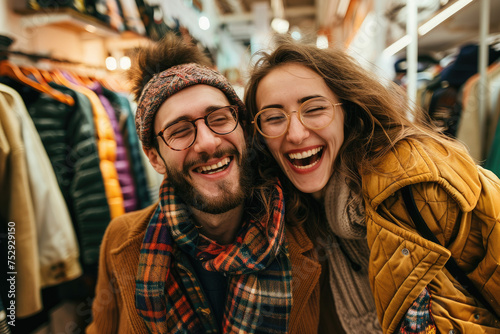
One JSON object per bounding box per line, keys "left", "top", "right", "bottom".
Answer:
{"left": 12, "top": 7, "right": 150, "bottom": 41}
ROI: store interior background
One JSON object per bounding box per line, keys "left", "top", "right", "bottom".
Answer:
{"left": 2, "top": 0, "right": 499, "bottom": 92}
{"left": 0, "top": 0, "right": 500, "bottom": 333}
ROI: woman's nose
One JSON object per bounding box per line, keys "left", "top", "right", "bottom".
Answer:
{"left": 285, "top": 113, "right": 310, "bottom": 144}
{"left": 192, "top": 121, "right": 221, "bottom": 154}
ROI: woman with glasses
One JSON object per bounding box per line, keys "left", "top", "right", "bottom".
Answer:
{"left": 244, "top": 36, "right": 500, "bottom": 334}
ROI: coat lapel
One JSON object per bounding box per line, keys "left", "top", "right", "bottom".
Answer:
{"left": 110, "top": 204, "right": 157, "bottom": 334}
{"left": 286, "top": 225, "right": 321, "bottom": 331}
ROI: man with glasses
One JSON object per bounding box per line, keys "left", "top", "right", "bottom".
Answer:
{"left": 86, "top": 33, "right": 322, "bottom": 334}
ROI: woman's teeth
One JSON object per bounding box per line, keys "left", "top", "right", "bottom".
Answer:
{"left": 288, "top": 147, "right": 323, "bottom": 160}
{"left": 196, "top": 157, "right": 231, "bottom": 174}
{"left": 294, "top": 159, "right": 320, "bottom": 169}
{"left": 287, "top": 147, "right": 323, "bottom": 169}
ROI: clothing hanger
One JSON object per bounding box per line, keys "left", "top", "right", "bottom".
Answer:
{"left": 49, "top": 68, "right": 74, "bottom": 87}
{"left": 70, "top": 70, "right": 95, "bottom": 86}
{"left": 0, "top": 61, "right": 74, "bottom": 106}
{"left": 80, "top": 74, "right": 96, "bottom": 86}
{"left": 100, "top": 76, "right": 127, "bottom": 92}
{"left": 98, "top": 76, "right": 115, "bottom": 91}
{"left": 20, "top": 65, "right": 48, "bottom": 85}
{"left": 64, "top": 69, "right": 88, "bottom": 87}
{"left": 39, "top": 68, "right": 55, "bottom": 83}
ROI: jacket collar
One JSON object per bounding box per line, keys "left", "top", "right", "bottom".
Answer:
{"left": 362, "top": 139, "right": 481, "bottom": 212}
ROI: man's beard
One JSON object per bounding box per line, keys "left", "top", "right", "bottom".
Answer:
{"left": 164, "top": 148, "right": 252, "bottom": 214}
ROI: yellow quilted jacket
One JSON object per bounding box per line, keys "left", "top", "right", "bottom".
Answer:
{"left": 362, "top": 139, "right": 500, "bottom": 334}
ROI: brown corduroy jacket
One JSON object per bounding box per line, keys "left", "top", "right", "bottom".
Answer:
{"left": 86, "top": 203, "right": 323, "bottom": 333}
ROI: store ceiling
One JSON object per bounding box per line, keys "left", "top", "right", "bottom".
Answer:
{"left": 212, "top": 0, "right": 500, "bottom": 55}
{"left": 214, "top": 0, "right": 322, "bottom": 44}
{"left": 417, "top": 0, "right": 500, "bottom": 56}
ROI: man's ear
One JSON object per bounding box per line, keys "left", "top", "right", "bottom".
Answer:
{"left": 143, "top": 145, "right": 167, "bottom": 175}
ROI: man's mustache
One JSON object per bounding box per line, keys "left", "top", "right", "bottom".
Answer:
{"left": 182, "top": 148, "right": 242, "bottom": 175}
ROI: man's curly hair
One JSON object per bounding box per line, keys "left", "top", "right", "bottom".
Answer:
{"left": 127, "top": 33, "right": 212, "bottom": 102}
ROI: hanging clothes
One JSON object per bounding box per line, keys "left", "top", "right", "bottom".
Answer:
{"left": 485, "top": 81, "right": 500, "bottom": 176}
{"left": 118, "top": 0, "right": 146, "bottom": 35}
{"left": 0, "top": 83, "right": 82, "bottom": 286}
{"left": 91, "top": 82, "right": 138, "bottom": 212}
{"left": 0, "top": 76, "right": 115, "bottom": 266}
{"left": 456, "top": 62, "right": 500, "bottom": 161}
{"left": 126, "top": 95, "right": 162, "bottom": 202}
{"left": 86, "top": 0, "right": 125, "bottom": 32}
{"left": 48, "top": 82, "right": 119, "bottom": 265}
{"left": 101, "top": 86, "right": 151, "bottom": 209}
{"left": 0, "top": 90, "right": 42, "bottom": 318}
{"left": 424, "top": 44, "right": 500, "bottom": 141}
{"left": 0, "top": 297, "right": 11, "bottom": 334}
{"left": 48, "top": 75, "right": 125, "bottom": 219}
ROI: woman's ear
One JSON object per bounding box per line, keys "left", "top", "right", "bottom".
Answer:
{"left": 143, "top": 145, "right": 167, "bottom": 175}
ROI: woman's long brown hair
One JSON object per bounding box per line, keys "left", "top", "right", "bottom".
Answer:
{"left": 244, "top": 35, "right": 468, "bottom": 237}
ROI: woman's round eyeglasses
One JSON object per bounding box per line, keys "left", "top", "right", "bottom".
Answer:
{"left": 157, "top": 105, "right": 239, "bottom": 151}
{"left": 252, "top": 97, "right": 342, "bottom": 138}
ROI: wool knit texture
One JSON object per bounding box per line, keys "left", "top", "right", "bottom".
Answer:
{"left": 135, "top": 63, "right": 246, "bottom": 149}
{"left": 323, "top": 172, "right": 382, "bottom": 333}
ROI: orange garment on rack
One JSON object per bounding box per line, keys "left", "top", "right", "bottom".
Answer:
{"left": 55, "top": 78, "right": 125, "bottom": 218}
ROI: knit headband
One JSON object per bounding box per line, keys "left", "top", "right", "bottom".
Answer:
{"left": 135, "top": 63, "right": 246, "bottom": 149}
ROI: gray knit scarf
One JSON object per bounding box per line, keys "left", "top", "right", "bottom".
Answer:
{"left": 322, "top": 172, "right": 382, "bottom": 333}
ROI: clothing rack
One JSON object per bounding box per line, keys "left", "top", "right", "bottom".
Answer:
{"left": 0, "top": 49, "right": 107, "bottom": 71}
{"left": 0, "top": 34, "right": 106, "bottom": 71}
{"left": 405, "top": 0, "right": 494, "bottom": 132}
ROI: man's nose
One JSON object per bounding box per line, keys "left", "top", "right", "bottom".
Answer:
{"left": 285, "top": 113, "right": 310, "bottom": 144}
{"left": 192, "top": 120, "right": 221, "bottom": 154}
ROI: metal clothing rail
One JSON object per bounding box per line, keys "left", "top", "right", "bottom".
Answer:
{"left": 0, "top": 49, "right": 106, "bottom": 70}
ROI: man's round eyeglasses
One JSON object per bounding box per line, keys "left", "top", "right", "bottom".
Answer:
{"left": 252, "top": 97, "right": 342, "bottom": 138}
{"left": 157, "top": 105, "right": 239, "bottom": 151}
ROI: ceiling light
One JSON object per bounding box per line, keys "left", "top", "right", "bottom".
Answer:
{"left": 418, "top": 0, "right": 473, "bottom": 35}
{"left": 106, "top": 56, "right": 117, "bottom": 71}
{"left": 291, "top": 31, "right": 302, "bottom": 40}
{"left": 271, "top": 18, "right": 290, "bottom": 34}
{"left": 382, "top": 0, "right": 473, "bottom": 57}
{"left": 316, "top": 35, "right": 329, "bottom": 49}
{"left": 199, "top": 16, "right": 210, "bottom": 31}
{"left": 120, "top": 56, "right": 131, "bottom": 70}
{"left": 382, "top": 35, "right": 411, "bottom": 57}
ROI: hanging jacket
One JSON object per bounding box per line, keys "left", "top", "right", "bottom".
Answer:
{"left": 363, "top": 138, "right": 500, "bottom": 333}
{"left": 0, "top": 84, "right": 82, "bottom": 286}
{"left": 91, "top": 83, "right": 138, "bottom": 212}
{"left": 0, "top": 90, "right": 41, "bottom": 318}
{"left": 3, "top": 78, "right": 113, "bottom": 266}
{"left": 101, "top": 87, "right": 151, "bottom": 209}
{"left": 50, "top": 81, "right": 125, "bottom": 219}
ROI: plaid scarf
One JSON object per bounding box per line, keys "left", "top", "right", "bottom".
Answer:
{"left": 136, "top": 178, "right": 292, "bottom": 333}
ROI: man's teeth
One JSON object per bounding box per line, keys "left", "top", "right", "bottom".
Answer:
{"left": 196, "top": 157, "right": 231, "bottom": 173}
{"left": 288, "top": 147, "right": 323, "bottom": 160}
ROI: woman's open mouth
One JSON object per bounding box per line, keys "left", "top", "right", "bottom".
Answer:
{"left": 287, "top": 147, "right": 324, "bottom": 169}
